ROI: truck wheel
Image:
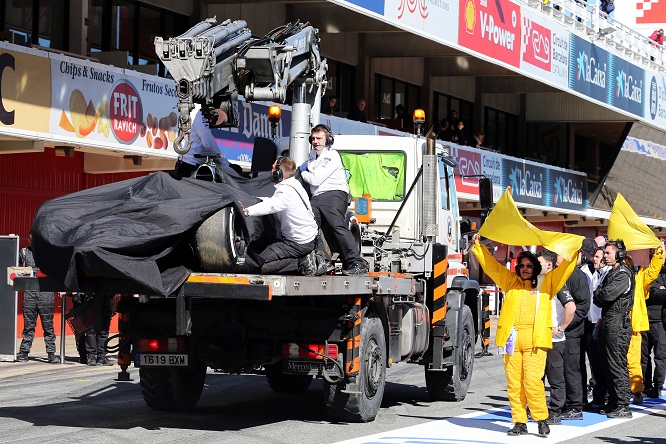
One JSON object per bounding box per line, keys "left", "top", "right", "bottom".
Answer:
{"left": 139, "top": 360, "right": 207, "bottom": 411}
{"left": 265, "top": 364, "right": 313, "bottom": 393}
{"left": 425, "top": 305, "right": 474, "bottom": 401}
{"left": 196, "top": 206, "right": 243, "bottom": 272}
{"left": 324, "top": 314, "right": 386, "bottom": 422}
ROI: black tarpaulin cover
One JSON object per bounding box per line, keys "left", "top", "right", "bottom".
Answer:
{"left": 32, "top": 170, "right": 276, "bottom": 296}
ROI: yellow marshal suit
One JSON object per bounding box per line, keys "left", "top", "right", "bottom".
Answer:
{"left": 473, "top": 242, "right": 576, "bottom": 423}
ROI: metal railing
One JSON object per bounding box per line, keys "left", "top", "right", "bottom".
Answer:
{"left": 520, "top": 0, "right": 665, "bottom": 70}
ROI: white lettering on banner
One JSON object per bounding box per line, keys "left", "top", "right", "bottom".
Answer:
{"left": 479, "top": 12, "right": 515, "bottom": 50}
{"left": 579, "top": 54, "right": 606, "bottom": 88}
{"left": 241, "top": 101, "right": 282, "bottom": 139}
{"left": 113, "top": 119, "right": 137, "bottom": 132}
{"left": 617, "top": 71, "right": 642, "bottom": 104}
{"left": 509, "top": 167, "right": 542, "bottom": 198}
{"left": 113, "top": 92, "right": 139, "bottom": 118}
{"left": 554, "top": 177, "right": 583, "bottom": 205}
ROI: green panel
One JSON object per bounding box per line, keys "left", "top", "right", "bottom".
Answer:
{"left": 340, "top": 152, "right": 406, "bottom": 201}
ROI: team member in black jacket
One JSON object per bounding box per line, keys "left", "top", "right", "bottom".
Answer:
{"left": 645, "top": 251, "right": 666, "bottom": 398}
{"left": 593, "top": 240, "right": 635, "bottom": 418}
{"left": 558, "top": 250, "right": 591, "bottom": 419}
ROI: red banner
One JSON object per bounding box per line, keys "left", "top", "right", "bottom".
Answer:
{"left": 458, "top": 0, "right": 521, "bottom": 68}
{"left": 521, "top": 16, "right": 551, "bottom": 72}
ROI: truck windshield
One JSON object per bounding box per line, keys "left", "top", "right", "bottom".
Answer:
{"left": 340, "top": 152, "right": 406, "bottom": 201}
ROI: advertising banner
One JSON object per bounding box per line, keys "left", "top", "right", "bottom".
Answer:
{"left": 502, "top": 157, "right": 548, "bottom": 207}
{"left": 385, "top": 0, "right": 459, "bottom": 44}
{"left": 550, "top": 167, "right": 588, "bottom": 211}
{"left": 520, "top": 8, "right": 569, "bottom": 88}
{"left": 645, "top": 71, "right": 666, "bottom": 127}
{"left": 610, "top": 54, "right": 645, "bottom": 117}
{"left": 0, "top": 46, "right": 51, "bottom": 133}
{"left": 569, "top": 35, "right": 611, "bottom": 105}
{"left": 450, "top": 144, "right": 483, "bottom": 195}
{"left": 49, "top": 53, "right": 179, "bottom": 157}
{"left": 458, "top": 0, "right": 521, "bottom": 68}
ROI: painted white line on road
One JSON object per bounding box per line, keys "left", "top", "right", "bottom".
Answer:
{"left": 333, "top": 397, "right": 666, "bottom": 444}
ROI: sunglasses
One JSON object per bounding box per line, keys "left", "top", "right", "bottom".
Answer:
{"left": 517, "top": 263, "right": 534, "bottom": 270}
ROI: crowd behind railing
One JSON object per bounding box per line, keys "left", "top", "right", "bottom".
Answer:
{"left": 519, "top": 0, "right": 665, "bottom": 69}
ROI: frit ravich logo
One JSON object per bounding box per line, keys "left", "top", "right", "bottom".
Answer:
{"left": 465, "top": 0, "right": 476, "bottom": 34}
{"left": 398, "top": 0, "right": 428, "bottom": 19}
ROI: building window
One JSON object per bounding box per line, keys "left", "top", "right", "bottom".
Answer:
{"left": 484, "top": 106, "right": 517, "bottom": 152}
{"left": 433, "top": 91, "right": 474, "bottom": 136}
{"left": 2, "top": 0, "right": 69, "bottom": 50}
{"left": 87, "top": 0, "right": 188, "bottom": 76}
{"left": 324, "top": 59, "right": 355, "bottom": 115}
{"left": 374, "top": 74, "right": 421, "bottom": 121}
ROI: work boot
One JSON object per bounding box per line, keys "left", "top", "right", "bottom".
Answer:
{"left": 545, "top": 410, "right": 562, "bottom": 425}
{"left": 16, "top": 352, "right": 28, "bottom": 362}
{"left": 583, "top": 402, "right": 604, "bottom": 413}
{"left": 47, "top": 353, "right": 60, "bottom": 364}
{"left": 560, "top": 409, "right": 583, "bottom": 420}
{"left": 645, "top": 386, "right": 662, "bottom": 398}
{"left": 97, "top": 357, "right": 113, "bottom": 366}
{"left": 507, "top": 422, "right": 527, "bottom": 436}
{"left": 632, "top": 392, "right": 644, "bottom": 404}
{"left": 343, "top": 261, "right": 368, "bottom": 276}
{"left": 537, "top": 420, "right": 551, "bottom": 436}
{"left": 87, "top": 356, "right": 98, "bottom": 366}
{"left": 606, "top": 406, "right": 632, "bottom": 418}
{"left": 298, "top": 251, "right": 317, "bottom": 276}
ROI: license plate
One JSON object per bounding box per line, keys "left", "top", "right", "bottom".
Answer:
{"left": 138, "top": 354, "right": 189, "bottom": 367}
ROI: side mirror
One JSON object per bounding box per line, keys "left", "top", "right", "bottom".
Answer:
{"left": 479, "top": 177, "right": 493, "bottom": 209}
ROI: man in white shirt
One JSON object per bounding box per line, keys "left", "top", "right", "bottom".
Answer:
{"left": 242, "top": 156, "right": 321, "bottom": 276}
{"left": 175, "top": 105, "right": 229, "bottom": 178}
{"left": 300, "top": 124, "right": 367, "bottom": 275}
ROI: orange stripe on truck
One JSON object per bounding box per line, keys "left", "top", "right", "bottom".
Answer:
{"left": 434, "top": 259, "right": 448, "bottom": 279}
{"left": 187, "top": 275, "right": 251, "bottom": 285}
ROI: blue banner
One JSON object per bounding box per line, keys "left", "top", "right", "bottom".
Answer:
{"left": 610, "top": 56, "right": 645, "bottom": 117}
{"left": 502, "top": 158, "right": 549, "bottom": 207}
{"left": 342, "top": 0, "right": 385, "bottom": 15}
{"left": 569, "top": 35, "right": 611, "bottom": 105}
{"left": 550, "top": 169, "right": 588, "bottom": 211}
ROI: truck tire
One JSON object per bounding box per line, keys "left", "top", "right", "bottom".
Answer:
{"left": 196, "top": 206, "right": 243, "bottom": 272}
{"left": 425, "top": 305, "right": 474, "bottom": 401}
{"left": 324, "top": 314, "right": 386, "bottom": 422}
{"left": 139, "top": 360, "right": 207, "bottom": 411}
{"left": 265, "top": 364, "right": 313, "bottom": 393}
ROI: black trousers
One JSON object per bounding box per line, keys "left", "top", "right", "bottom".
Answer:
{"left": 643, "top": 322, "right": 666, "bottom": 390}
{"left": 259, "top": 238, "right": 315, "bottom": 274}
{"left": 581, "top": 320, "right": 594, "bottom": 397}
{"left": 19, "top": 291, "right": 56, "bottom": 354}
{"left": 564, "top": 336, "right": 584, "bottom": 411}
{"left": 85, "top": 297, "right": 113, "bottom": 360}
{"left": 546, "top": 340, "right": 567, "bottom": 413}
{"left": 590, "top": 322, "right": 608, "bottom": 405}
{"left": 601, "top": 317, "right": 632, "bottom": 408}
{"left": 311, "top": 190, "right": 361, "bottom": 266}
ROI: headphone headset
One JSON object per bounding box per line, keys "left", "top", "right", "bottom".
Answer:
{"left": 271, "top": 156, "right": 285, "bottom": 183}
{"left": 615, "top": 239, "right": 627, "bottom": 262}
{"left": 309, "top": 124, "right": 334, "bottom": 147}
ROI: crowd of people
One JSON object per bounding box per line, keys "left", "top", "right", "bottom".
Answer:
{"left": 473, "top": 233, "right": 666, "bottom": 436}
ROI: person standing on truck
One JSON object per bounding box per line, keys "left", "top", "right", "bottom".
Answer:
{"left": 591, "top": 240, "right": 634, "bottom": 418}
{"left": 241, "top": 156, "right": 322, "bottom": 276}
{"left": 471, "top": 234, "right": 577, "bottom": 437}
{"left": 16, "top": 231, "right": 59, "bottom": 364}
{"left": 174, "top": 104, "right": 229, "bottom": 178}
{"left": 300, "top": 124, "right": 368, "bottom": 276}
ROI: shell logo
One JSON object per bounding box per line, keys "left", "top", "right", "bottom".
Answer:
{"left": 465, "top": 0, "right": 476, "bottom": 34}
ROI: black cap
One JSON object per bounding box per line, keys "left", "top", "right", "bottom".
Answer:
{"left": 581, "top": 238, "right": 597, "bottom": 261}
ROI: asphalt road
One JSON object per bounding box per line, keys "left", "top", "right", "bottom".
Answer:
{"left": 1, "top": 340, "right": 665, "bottom": 444}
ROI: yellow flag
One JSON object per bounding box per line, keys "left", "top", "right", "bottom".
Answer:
{"left": 478, "top": 188, "right": 584, "bottom": 261}
{"left": 608, "top": 193, "right": 660, "bottom": 251}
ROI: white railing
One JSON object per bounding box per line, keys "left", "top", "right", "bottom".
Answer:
{"left": 520, "top": 0, "right": 665, "bottom": 70}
